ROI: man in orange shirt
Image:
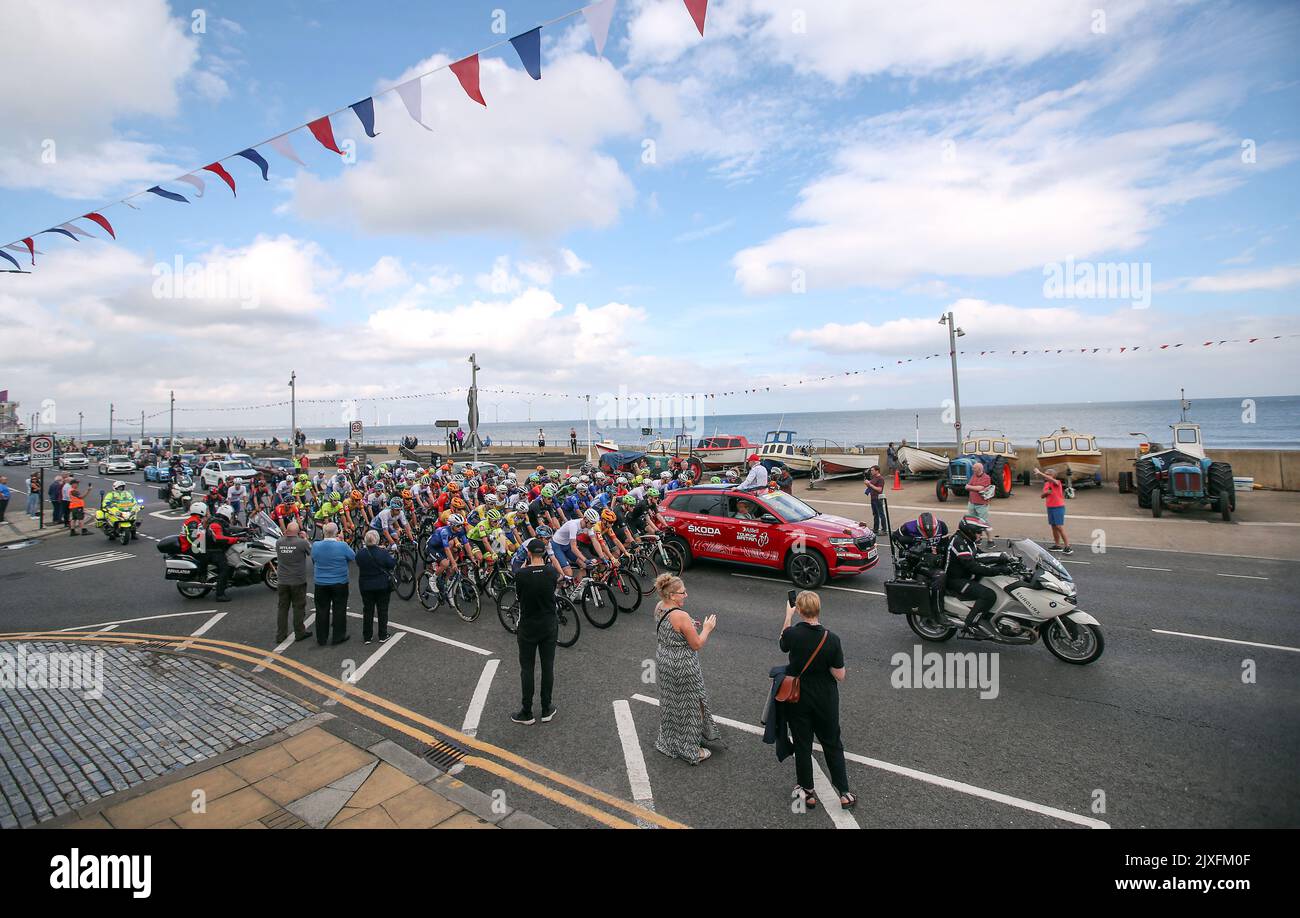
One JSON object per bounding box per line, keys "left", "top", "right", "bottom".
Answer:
{"left": 67, "top": 479, "right": 88, "bottom": 535}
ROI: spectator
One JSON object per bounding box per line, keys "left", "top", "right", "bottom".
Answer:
{"left": 780, "top": 591, "right": 856, "bottom": 811}
{"left": 312, "top": 522, "right": 355, "bottom": 645}
{"left": 27, "top": 472, "right": 40, "bottom": 517}
{"left": 355, "top": 530, "right": 396, "bottom": 645}
{"left": 886, "top": 442, "right": 898, "bottom": 475}
{"left": 0, "top": 475, "right": 9, "bottom": 523}
{"left": 740, "top": 454, "right": 768, "bottom": 490}
{"left": 1034, "top": 468, "right": 1072, "bottom": 554}
{"left": 67, "top": 479, "right": 88, "bottom": 536}
{"left": 569, "top": 427, "right": 578, "bottom": 454}
{"left": 864, "top": 465, "right": 886, "bottom": 533}
{"left": 274, "top": 522, "right": 314, "bottom": 644}
{"left": 61, "top": 476, "right": 74, "bottom": 529}
{"left": 49, "top": 474, "right": 65, "bottom": 526}
{"left": 652, "top": 574, "right": 720, "bottom": 764}
{"left": 537, "top": 428, "right": 546, "bottom": 449}
{"left": 965, "top": 462, "right": 995, "bottom": 547}
{"left": 511, "top": 538, "right": 562, "bottom": 724}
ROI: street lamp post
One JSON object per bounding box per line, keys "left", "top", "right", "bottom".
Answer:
{"left": 109, "top": 402, "right": 114, "bottom": 447}
{"left": 288, "top": 371, "right": 297, "bottom": 463}
{"left": 78, "top": 411, "right": 83, "bottom": 444}
{"left": 468, "top": 353, "right": 480, "bottom": 464}
{"left": 522, "top": 399, "right": 533, "bottom": 423}
{"left": 938, "top": 312, "right": 965, "bottom": 450}
{"left": 168, "top": 391, "right": 174, "bottom": 458}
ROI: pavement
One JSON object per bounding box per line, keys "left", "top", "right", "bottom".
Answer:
{"left": 2, "top": 458, "right": 1298, "bottom": 829}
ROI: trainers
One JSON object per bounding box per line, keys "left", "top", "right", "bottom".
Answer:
{"left": 511, "top": 710, "right": 536, "bottom": 725}
{"left": 541, "top": 707, "right": 557, "bottom": 722}
{"left": 379, "top": 634, "right": 389, "bottom": 643}
{"left": 363, "top": 638, "right": 373, "bottom": 645}
{"left": 1061, "top": 546, "right": 1074, "bottom": 555}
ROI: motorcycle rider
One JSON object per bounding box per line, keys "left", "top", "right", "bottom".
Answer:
{"left": 944, "top": 515, "right": 1007, "bottom": 636}
{"left": 894, "top": 512, "right": 950, "bottom": 624}
{"left": 179, "top": 501, "right": 209, "bottom": 582}
{"left": 206, "top": 503, "right": 241, "bottom": 602}
{"left": 892, "top": 511, "right": 949, "bottom": 550}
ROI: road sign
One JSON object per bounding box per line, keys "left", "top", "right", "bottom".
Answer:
{"left": 434, "top": 419, "right": 460, "bottom": 428}
{"left": 348, "top": 420, "right": 363, "bottom": 438}
{"left": 31, "top": 435, "right": 53, "bottom": 467}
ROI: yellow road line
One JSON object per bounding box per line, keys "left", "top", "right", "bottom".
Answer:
{"left": 2, "top": 630, "right": 687, "bottom": 829}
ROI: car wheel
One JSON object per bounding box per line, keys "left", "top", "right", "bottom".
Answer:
{"left": 786, "top": 549, "right": 828, "bottom": 589}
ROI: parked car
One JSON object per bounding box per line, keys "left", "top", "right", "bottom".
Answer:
{"left": 200, "top": 458, "right": 259, "bottom": 488}
{"left": 144, "top": 462, "right": 190, "bottom": 482}
{"left": 58, "top": 452, "right": 89, "bottom": 470}
{"left": 98, "top": 454, "right": 138, "bottom": 475}
{"left": 3, "top": 452, "right": 28, "bottom": 465}
{"left": 256, "top": 457, "right": 296, "bottom": 479}
{"left": 658, "top": 484, "right": 878, "bottom": 589}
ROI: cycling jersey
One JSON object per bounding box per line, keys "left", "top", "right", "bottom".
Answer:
{"left": 370, "top": 507, "right": 408, "bottom": 533}
{"left": 426, "top": 524, "right": 469, "bottom": 558}
{"left": 551, "top": 518, "right": 584, "bottom": 547}
{"left": 467, "top": 520, "right": 492, "bottom": 541}
{"left": 314, "top": 500, "right": 342, "bottom": 521}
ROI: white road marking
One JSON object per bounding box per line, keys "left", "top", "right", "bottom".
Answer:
{"left": 149, "top": 509, "right": 189, "bottom": 521}
{"left": 342, "top": 611, "right": 492, "bottom": 656}
{"left": 630, "top": 694, "right": 1108, "bottom": 828}
{"left": 824, "top": 497, "right": 1297, "bottom": 529}
{"left": 729, "top": 572, "right": 885, "bottom": 597}
{"left": 811, "top": 759, "right": 860, "bottom": 829}
{"left": 1127, "top": 565, "right": 1172, "bottom": 572}
{"left": 36, "top": 550, "right": 134, "bottom": 572}
{"left": 96, "top": 624, "right": 118, "bottom": 632}
{"left": 1060, "top": 559, "right": 1092, "bottom": 565}
{"left": 1152, "top": 630, "right": 1300, "bottom": 654}
{"left": 612, "top": 700, "right": 657, "bottom": 828}
{"left": 1215, "top": 573, "right": 1269, "bottom": 580}
{"left": 462, "top": 658, "right": 500, "bottom": 739}
{"left": 56, "top": 610, "right": 219, "bottom": 632}
{"left": 325, "top": 631, "right": 407, "bottom": 707}
{"left": 176, "top": 611, "right": 228, "bottom": 652}
{"left": 254, "top": 613, "right": 317, "bottom": 673}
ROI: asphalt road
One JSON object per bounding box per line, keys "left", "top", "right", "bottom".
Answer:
{"left": 2, "top": 462, "right": 1297, "bottom": 829}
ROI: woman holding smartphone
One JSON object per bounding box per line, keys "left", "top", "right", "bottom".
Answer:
{"left": 652, "top": 574, "right": 721, "bottom": 764}
{"left": 781, "top": 590, "right": 856, "bottom": 810}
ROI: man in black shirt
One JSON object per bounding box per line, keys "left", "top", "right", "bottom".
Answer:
{"left": 512, "top": 539, "right": 560, "bottom": 725}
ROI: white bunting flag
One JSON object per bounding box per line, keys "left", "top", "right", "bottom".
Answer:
{"left": 176, "top": 174, "right": 206, "bottom": 197}
{"left": 268, "top": 133, "right": 308, "bottom": 166}
{"left": 56, "top": 222, "right": 94, "bottom": 238}
{"left": 394, "top": 76, "right": 434, "bottom": 131}
{"left": 584, "top": 0, "right": 617, "bottom": 57}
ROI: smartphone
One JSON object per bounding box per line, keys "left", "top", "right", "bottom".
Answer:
{"left": 787, "top": 589, "right": 797, "bottom": 607}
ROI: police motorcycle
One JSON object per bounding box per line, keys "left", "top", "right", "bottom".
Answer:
{"left": 158, "top": 508, "right": 281, "bottom": 599}
{"left": 880, "top": 498, "right": 1105, "bottom": 664}
{"left": 96, "top": 482, "right": 143, "bottom": 545}
{"left": 163, "top": 474, "right": 194, "bottom": 510}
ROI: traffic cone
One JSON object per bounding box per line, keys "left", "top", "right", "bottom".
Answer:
{"left": 892, "top": 469, "right": 902, "bottom": 490}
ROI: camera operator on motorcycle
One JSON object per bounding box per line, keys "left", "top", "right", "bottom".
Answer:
{"left": 893, "top": 512, "right": 950, "bottom": 622}
{"left": 206, "top": 503, "right": 242, "bottom": 602}
{"left": 945, "top": 515, "right": 1011, "bottom": 636}
{"left": 179, "top": 501, "right": 209, "bottom": 581}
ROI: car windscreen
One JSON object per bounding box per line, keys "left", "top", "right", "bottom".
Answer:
{"left": 758, "top": 491, "right": 817, "bottom": 522}
{"left": 221, "top": 461, "right": 254, "bottom": 472}
{"left": 109, "top": 455, "right": 129, "bottom": 462}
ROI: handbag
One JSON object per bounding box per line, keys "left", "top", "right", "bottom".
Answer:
{"left": 775, "top": 631, "right": 828, "bottom": 704}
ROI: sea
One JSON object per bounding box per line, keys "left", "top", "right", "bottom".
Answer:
{"left": 142, "top": 395, "right": 1299, "bottom": 450}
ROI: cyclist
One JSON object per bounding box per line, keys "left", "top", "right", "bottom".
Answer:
{"left": 370, "top": 497, "right": 413, "bottom": 546}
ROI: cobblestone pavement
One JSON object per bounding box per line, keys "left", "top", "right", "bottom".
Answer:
{"left": 0, "top": 641, "right": 312, "bottom": 828}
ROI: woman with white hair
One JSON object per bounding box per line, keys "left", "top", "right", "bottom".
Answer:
{"left": 355, "top": 529, "right": 397, "bottom": 644}
{"left": 652, "top": 574, "right": 721, "bottom": 764}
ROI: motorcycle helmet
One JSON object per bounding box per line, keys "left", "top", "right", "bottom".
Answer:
{"left": 388, "top": 498, "right": 403, "bottom": 510}
{"left": 113, "top": 481, "right": 126, "bottom": 490}
{"left": 917, "top": 512, "right": 939, "bottom": 539}
{"left": 215, "top": 504, "right": 233, "bottom": 520}
{"left": 957, "top": 515, "right": 991, "bottom": 539}
{"left": 583, "top": 508, "right": 601, "bottom": 524}
{"left": 188, "top": 501, "right": 208, "bottom": 515}
{"left": 601, "top": 509, "right": 617, "bottom": 523}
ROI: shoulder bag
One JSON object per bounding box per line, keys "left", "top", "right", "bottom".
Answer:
{"left": 775, "top": 630, "right": 828, "bottom": 704}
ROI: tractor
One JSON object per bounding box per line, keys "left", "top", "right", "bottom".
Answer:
{"left": 935, "top": 453, "right": 1014, "bottom": 502}
{"left": 1118, "top": 422, "right": 1234, "bottom": 520}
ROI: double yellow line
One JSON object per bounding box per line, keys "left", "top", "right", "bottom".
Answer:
{"left": 1, "top": 629, "right": 686, "bottom": 830}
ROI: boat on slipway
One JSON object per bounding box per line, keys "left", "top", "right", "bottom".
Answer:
{"left": 758, "top": 431, "right": 880, "bottom": 479}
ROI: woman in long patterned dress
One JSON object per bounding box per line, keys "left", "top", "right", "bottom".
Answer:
{"left": 652, "top": 574, "right": 720, "bottom": 764}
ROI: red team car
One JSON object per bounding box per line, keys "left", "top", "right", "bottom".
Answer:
{"left": 657, "top": 484, "right": 878, "bottom": 589}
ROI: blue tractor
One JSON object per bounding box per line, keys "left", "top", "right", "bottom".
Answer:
{"left": 1126, "top": 422, "right": 1234, "bottom": 521}
{"left": 935, "top": 453, "right": 1014, "bottom": 502}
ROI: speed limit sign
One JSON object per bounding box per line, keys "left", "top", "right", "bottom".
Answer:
{"left": 348, "top": 420, "right": 363, "bottom": 438}
{"left": 31, "top": 435, "right": 54, "bottom": 467}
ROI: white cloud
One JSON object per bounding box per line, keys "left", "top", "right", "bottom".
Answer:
{"left": 1182, "top": 265, "right": 1300, "bottom": 294}
{"left": 475, "top": 251, "right": 589, "bottom": 294}
{"left": 343, "top": 256, "right": 412, "bottom": 293}
{"left": 192, "top": 70, "right": 230, "bottom": 102}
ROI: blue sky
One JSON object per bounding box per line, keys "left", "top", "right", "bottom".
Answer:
{"left": 1, "top": 0, "right": 1298, "bottom": 435}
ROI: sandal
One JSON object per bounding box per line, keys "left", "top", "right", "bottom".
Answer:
{"left": 796, "top": 785, "right": 817, "bottom": 810}
{"left": 691, "top": 748, "right": 712, "bottom": 765}
{"left": 839, "top": 791, "right": 858, "bottom": 809}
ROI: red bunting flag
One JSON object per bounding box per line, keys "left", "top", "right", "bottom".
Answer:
{"left": 20, "top": 237, "right": 34, "bottom": 265}
{"left": 683, "top": 0, "right": 708, "bottom": 35}
{"left": 82, "top": 212, "right": 115, "bottom": 239}
{"left": 450, "top": 54, "right": 486, "bottom": 106}
{"left": 203, "top": 162, "right": 237, "bottom": 196}
{"left": 307, "top": 116, "right": 344, "bottom": 154}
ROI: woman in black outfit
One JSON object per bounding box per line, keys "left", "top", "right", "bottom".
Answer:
{"left": 355, "top": 530, "right": 397, "bottom": 644}
{"left": 780, "top": 590, "right": 856, "bottom": 810}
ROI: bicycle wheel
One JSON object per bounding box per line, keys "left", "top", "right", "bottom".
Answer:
{"left": 394, "top": 559, "right": 416, "bottom": 601}
{"left": 555, "top": 596, "right": 581, "bottom": 648}
{"left": 628, "top": 552, "right": 657, "bottom": 593}
{"left": 610, "top": 568, "right": 643, "bottom": 613}
{"left": 495, "top": 587, "right": 520, "bottom": 633}
{"left": 452, "top": 577, "right": 481, "bottom": 623}
{"left": 417, "top": 570, "right": 441, "bottom": 611}
{"left": 484, "top": 567, "right": 511, "bottom": 601}
{"left": 661, "top": 541, "right": 685, "bottom": 576}
{"left": 581, "top": 581, "right": 619, "bottom": 629}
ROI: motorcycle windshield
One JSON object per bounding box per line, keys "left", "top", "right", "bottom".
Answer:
{"left": 1009, "top": 539, "right": 1072, "bottom": 582}
{"left": 252, "top": 510, "right": 282, "bottom": 539}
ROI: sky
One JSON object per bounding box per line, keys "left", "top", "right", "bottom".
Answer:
{"left": 1, "top": 0, "right": 1298, "bottom": 436}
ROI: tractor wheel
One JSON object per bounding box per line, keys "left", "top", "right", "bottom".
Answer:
{"left": 1218, "top": 491, "right": 1231, "bottom": 521}
{"left": 1151, "top": 488, "right": 1163, "bottom": 518}
{"left": 1135, "top": 458, "right": 1156, "bottom": 509}
{"left": 995, "top": 461, "right": 1013, "bottom": 498}
{"left": 936, "top": 480, "right": 949, "bottom": 502}
{"left": 687, "top": 457, "right": 703, "bottom": 482}
{"left": 1208, "top": 462, "right": 1236, "bottom": 512}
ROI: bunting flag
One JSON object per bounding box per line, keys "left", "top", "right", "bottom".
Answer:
{"left": 83, "top": 212, "right": 116, "bottom": 239}
{"left": 450, "top": 54, "right": 486, "bottom": 106}
{"left": 511, "top": 28, "right": 542, "bottom": 80}
{"left": 683, "top": 0, "right": 708, "bottom": 36}
{"left": 307, "top": 115, "right": 344, "bottom": 154}
{"left": 20, "top": 238, "right": 35, "bottom": 264}
{"left": 40, "top": 227, "right": 79, "bottom": 241}
{"left": 120, "top": 199, "right": 140, "bottom": 209}
{"left": 55, "top": 222, "right": 93, "bottom": 238}
{"left": 584, "top": 0, "right": 617, "bottom": 56}
{"left": 350, "top": 98, "right": 379, "bottom": 138}
{"left": 176, "top": 173, "right": 206, "bottom": 197}
{"left": 394, "top": 76, "right": 434, "bottom": 130}
{"left": 204, "top": 162, "right": 238, "bottom": 196}
{"left": 268, "top": 133, "right": 308, "bottom": 166}
{"left": 0, "top": 250, "right": 19, "bottom": 270}
{"left": 147, "top": 186, "right": 190, "bottom": 203}
{"left": 237, "top": 148, "right": 270, "bottom": 180}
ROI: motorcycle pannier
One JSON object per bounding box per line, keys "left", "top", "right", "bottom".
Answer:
{"left": 884, "top": 579, "right": 935, "bottom": 616}
{"left": 156, "top": 535, "right": 183, "bottom": 554}
{"left": 164, "top": 557, "right": 198, "bottom": 581}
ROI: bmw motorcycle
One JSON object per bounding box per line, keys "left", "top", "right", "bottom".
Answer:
{"left": 158, "top": 510, "right": 281, "bottom": 598}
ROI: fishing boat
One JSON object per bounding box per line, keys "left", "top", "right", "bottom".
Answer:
{"left": 896, "top": 444, "right": 949, "bottom": 477}
{"left": 593, "top": 438, "right": 622, "bottom": 455}
{"left": 757, "top": 431, "right": 880, "bottom": 478}
{"left": 758, "top": 430, "right": 816, "bottom": 475}
{"left": 960, "top": 429, "right": 1018, "bottom": 461}
{"left": 693, "top": 434, "right": 757, "bottom": 468}
{"left": 1036, "top": 428, "right": 1102, "bottom": 483}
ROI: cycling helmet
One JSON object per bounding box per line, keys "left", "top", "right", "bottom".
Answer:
{"left": 447, "top": 513, "right": 465, "bottom": 528}
{"left": 484, "top": 493, "right": 499, "bottom": 505}
{"left": 917, "top": 512, "right": 939, "bottom": 539}
{"left": 678, "top": 471, "right": 691, "bottom": 481}
{"left": 297, "top": 474, "right": 308, "bottom": 482}
{"left": 400, "top": 489, "right": 412, "bottom": 499}
{"left": 659, "top": 471, "right": 671, "bottom": 480}
{"left": 632, "top": 475, "right": 644, "bottom": 485}
{"left": 453, "top": 475, "right": 465, "bottom": 486}
{"left": 724, "top": 469, "right": 739, "bottom": 481}
{"left": 645, "top": 488, "right": 660, "bottom": 500}
{"left": 601, "top": 509, "right": 617, "bottom": 523}
{"left": 215, "top": 504, "right": 233, "bottom": 520}
{"left": 451, "top": 497, "right": 467, "bottom": 510}
{"left": 535, "top": 525, "right": 553, "bottom": 539}
{"left": 621, "top": 494, "right": 637, "bottom": 506}
{"left": 767, "top": 480, "right": 780, "bottom": 491}
{"left": 579, "top": 475, "right": 591, "bottom": 484}
{"left": 331, "top": 491, "right": 342, "bottom": 501}
{"left": 566, "top": 475, "right": 579, "bottom": 485}
{"left": 583, "top": 508, "right": 601, "bottom": 524}
{"left": 495, "top": 483, "right": 509, "bottom": 494}
{"left": 527, "top": 473, "right": 541, "bottom": 484}
{"left": 486, "top": 508, "right": 503, "bottom": 522}
{"left": 388, "top": 498, "right": 403, "bottom": 510}
{"left": 957, "top": 515, "right": 991, "bottom": 539}
{"left": 594, "top": 471, "right": 607, "bottom": 482}
{"left": 350, "top": 489, "right": 362, "bottom": 501}
{"left": 540, "top": 485, "right": 556, "bottom": 499}
{"left": 188, "top": 501, "right": 208, "bottom": 515}
{"left": 615, "top": 476, "right": 628, "bottom": 486}
{"left": 709, "top": 476, "right": 722, "bottom": 484}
